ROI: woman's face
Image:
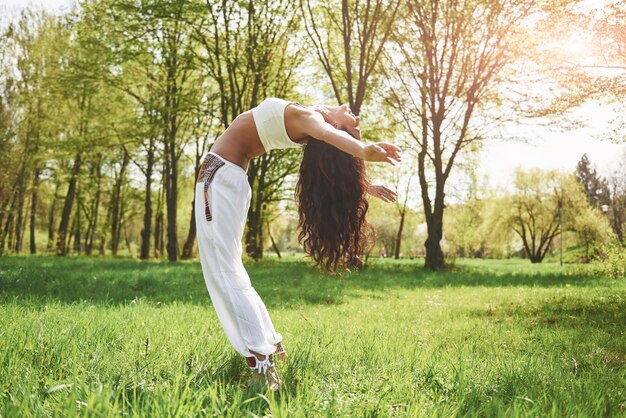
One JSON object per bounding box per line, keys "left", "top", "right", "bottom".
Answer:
{"left": 327, "top": 104, "right": 361, "bottom": 140}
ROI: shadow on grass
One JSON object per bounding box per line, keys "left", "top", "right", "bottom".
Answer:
{"left": 470, "top": 293, "right": 626, "bottom": 332}
{"left": 468, "top": 294, "right": 626, "bottom": 367}
{"left": 0, "top": 255, "right": 616, "bottom": 308}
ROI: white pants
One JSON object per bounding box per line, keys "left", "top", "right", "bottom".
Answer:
{"left": 195, "top": 152, "right": 282, "bottom": 358}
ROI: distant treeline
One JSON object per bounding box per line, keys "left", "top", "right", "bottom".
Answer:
{"left": 1, "top": 1, "right": 624, "bottom": 267}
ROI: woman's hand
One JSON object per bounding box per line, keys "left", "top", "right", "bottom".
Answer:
{"left": 363, "top": 142, "right": 402, "bottom": 165}
{"left": 366, "top": 184, "right": 397, "bottom": 202}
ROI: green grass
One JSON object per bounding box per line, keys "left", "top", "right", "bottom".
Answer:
{"left": 0, "top": 256, "right": 624, "bottom": 417}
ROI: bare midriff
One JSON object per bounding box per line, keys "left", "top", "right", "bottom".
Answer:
{"left": 209, "top": 104, "right": 310, "bottom": 171}
{"left": 209, "top": 111, "right": 265, "bottom": 172}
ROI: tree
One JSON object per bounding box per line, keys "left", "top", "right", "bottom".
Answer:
{"left": 180, "top": 103, "right": 217, "bottom": 260}
{"left": 606, "top": 150, "right": 626, "bottom": 242}
{"left": 384, "top": 0, "right": 536, "bottom": 269}
{"left": 445, "top": 201, "right": 486, "bottom": 258}
{"left": 572, "top": 206, "right": 614, "bottom": 261}
{"left": 51, "top": 7, "right": 127, "bottom": 256}
{"left": 575, "top": 153, "right": 610, "bottom": 209}
{"left": 373, "top": 157, "right": 417, "bottom": 260}
{"left": 367, "top": 195, "right": 395, "bottom": 257}
{"left": 82, "top": 0, "right": 206, "bottom": 261}
{"left": 302, "top": 0, "right": 401, "bottom": 115}
{"left": 0, "top": 24, "right": 19, "bottom": 255}
{"left": 392, "top": 172, "right": 415, "bottom": 259}
{"left": 532, "top": 2, "right": 626, "bottom": 142}
{"left": 508, "top": 169, "right": 587, "bottom": 263}
{"left": 574, "top": 153, "right": 625, "bottom": 242}
{"left": 79, "top": 0, "right": 167, "bottom": 259}
{"left": 0, "top": 11, "right": 63, "bottom": 255}
{"left": 192, "top": 0, "right": 302, "bottom": 260}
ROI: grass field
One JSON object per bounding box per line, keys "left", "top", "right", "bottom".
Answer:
{"left": 0, "top": 256, "right": 624, "bottom": 417}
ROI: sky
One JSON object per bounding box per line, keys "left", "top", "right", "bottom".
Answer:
{"left": 2, "top": 0, "right": 625, "bottom": 191}
{"left": 480, "top": 102, "right": 625, "bottom": 189}
{"left": 1, "top": 0, "right": 74, "bottom": 15}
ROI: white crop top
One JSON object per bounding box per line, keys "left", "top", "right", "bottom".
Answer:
{"left": 251, "top": 98, "right": 304, "bottom": 152}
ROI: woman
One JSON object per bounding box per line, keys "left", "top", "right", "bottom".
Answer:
{"left": 195, "top": 98, "right": 401, "bottom": 391}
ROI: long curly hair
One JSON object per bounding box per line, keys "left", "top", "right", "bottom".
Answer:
{"left": 296, "top": 138, "right": 375, "bottom": 273}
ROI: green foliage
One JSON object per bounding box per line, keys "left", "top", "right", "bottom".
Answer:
{"left": 444, "top": 195, "right": 515, "bottom": 259}
{"left": 367, "top": 195, "right": 400, "bottom": 252}
{"left": 1, "top": 0, "right": 622, "bottom": 267}
{"left": 0, "top": 256, "right": 624, "bottom": 416}
{"left": 367, "top": 194, "right": 424, "bottom": 258}
{"left": 383, "top": 0, "right": 538, "bottom": 269}
{"left": 575, "top": 153, "right": 610, "bottom": 209}
{"left": 532, "top": 1, "right": 626, "bottom": 142}
{"left": 590, "top": 241, "right": 626, "bottom": 279}
{"left": 572, "top": 206, "right": 615, "bottom": 261}
{"left": 0, "top": 0, "right": 306, "bottom": 259}
{"left": 507, "top": 169, "right": 588, "bottom": 263}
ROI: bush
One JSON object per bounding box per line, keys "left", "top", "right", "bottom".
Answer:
{"left": 591, "top": 242, "right": 626, "bottom": 279}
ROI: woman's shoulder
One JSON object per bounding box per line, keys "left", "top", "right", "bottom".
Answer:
{"left": 285, "top": 101, "right": 320, "bottom": 121}
{"left": 258, "top": 97, "right": 306, "bottom": 108}
{"left": 254, "top": 98, "right": 293, "bottom": 116}
{"left": 256, "top": 98, "right": 319, "bottom": 123}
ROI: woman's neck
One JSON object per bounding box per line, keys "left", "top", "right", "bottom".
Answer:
{"left": 312, "top": 106, "right": 335, "bottom": 126}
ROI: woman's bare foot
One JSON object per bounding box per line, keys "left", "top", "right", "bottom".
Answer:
{"left": 247, "top": 351, "right": 281, "bottom": 391}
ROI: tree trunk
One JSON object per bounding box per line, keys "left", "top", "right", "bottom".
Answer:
{"left": 267, "top": 221, "right": 281, "bottom": 258}
{"left": 154, "top": 186, "right": 165, "bottom": 258}
{"left": 98, "top": 232, "right": 106, "bottom": 256}
{"left": 29, "top": 171, "right": 41, "bottom": 254}
{"left": 163, "top": 53, "right": 180, "bottom": 262}
{"left": 86, "top": 156, "right": 102, "bottom": 255}
{"left": 124, "top": 222, "right": 133, "bottom": 256}
{"left": 394, "top": 210, "right": 406, "bottom": 259}
{"left": 181, "top": 149, "right": 203, "bottom": 260}
{"left": 155, "top": 210, "right": 164, "bottom": 258}
{"left": 72, "top": 194, "right": 82, "bottom": 254}
{"left": 424, "top": 228, "right": 444, "bottom": 269}
{"left": 611, "top": 202, "right": 623, "bottom": 242}
{"left": 1, "top": 196, "right": 16, "bottom": 255}
{"left": 424, "top": 200, "right": 445, "bottom": 269}
{"left": 165, "top": 162, "right": 178, "bottom": 261}
{"left": 519, "top": 227, "right": 557, "bottom": 264}
{"left": 14, "top": 173, "right": 26, "bottom": 254}
{"left": 5, "top": 211, "right": 15, "bottom": 252}
{"left": 0, "top": 200, "right": 8, "bottom": 255}
{"left": 246, "top": 209, "right": 262, "bottom": 260}
{"left": 117, "top": 184, "right": 126, "bottom": 254}
{"left": 111, "top": 150, "right": 129, "bottom": 255}
{"left": 245, "top": 159, "right": 260, "bottom": 259}
{"left": 181, "top": 198, "right": 196, "bottom": 260}
{"left": 57, "top": 153, "right": 82, "bottom": 256}
{"left": 46, "top": 180, "right": 60, "bottom": 252}
{"left": 245, "top": 156, "right": 268, "bottom": 260}
{"left": 140, "top": 141, "right": 155, "bottom": 259}
{"left": 421, "top": 187, "right": 446, "bottom": 269}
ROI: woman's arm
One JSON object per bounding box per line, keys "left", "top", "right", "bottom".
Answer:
{"left": 298, "top": 111, "right": 401, "bottom": 165}
{"left": 300, "top": 112, "right": 365, "bottom": 156}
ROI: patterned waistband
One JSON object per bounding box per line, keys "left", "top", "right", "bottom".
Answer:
{"left": 206, "top": 152, "right": 246, "bottom": 174}
{"left": 197, "top": 153, "right": 226, "bottom": 185}
{"left": 197, "top": 154, "right": 226, "bottom": 222}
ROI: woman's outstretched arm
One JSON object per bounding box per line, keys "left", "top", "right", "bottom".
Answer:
{"left": 297, "top": 111, "right": 402, "bottom": 165}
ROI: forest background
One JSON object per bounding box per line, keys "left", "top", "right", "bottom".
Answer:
{"left": 1, "top": 0, "right": 625, "bottom": 272}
